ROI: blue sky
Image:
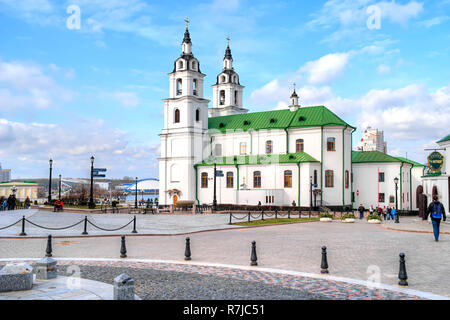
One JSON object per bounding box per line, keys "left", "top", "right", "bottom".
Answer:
{"left": 0, "top": 0, "right": 449, "bottom": 179}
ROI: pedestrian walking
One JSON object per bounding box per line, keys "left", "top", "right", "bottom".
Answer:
{"left": 358, "top": 204, "right": 365, "bottom": 219}
{"left": 390, "top": 207, "right": 397, "bottom": 221}
{"left": 369, "top": 205, "right": 374, "bottom": 216}
{"left": 24, "top": 197, "right": 31, "bottom": 209}
{"left": 426, "top": 195, "right": 447, "bottom": 242}
{"left": 0, "top": 196, "right": 4, "bottom": 211}
{"left": 382, "top": 206, "right": 387, "bottom": 220}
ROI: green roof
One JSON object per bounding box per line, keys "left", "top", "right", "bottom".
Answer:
{"left": 352, "top": 151, "right": 402, "bottom": 164}
{"left": 437, "top": 134, "right": 450, "bottom": 144}
{"left": 195, "top": 152, "right": 319, "bottom": 167}
{"left": 208, "top": 105, "right": 354, "bottom": 133}
{"left": 0, "top": 182, "right": 39, "bottom": 187}
{"left": 394, "top": 157, "right": 425, "bottom": 167}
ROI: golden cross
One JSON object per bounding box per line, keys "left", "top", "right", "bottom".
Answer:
{"left": 185, "top": 18, "right": 189, "bottom": 29}
{"left": 226, "top": 37, "right": 230, "bottom": 46}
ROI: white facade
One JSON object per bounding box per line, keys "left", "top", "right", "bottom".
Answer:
{"left": 353, "top": 161, "right": 413, "bottom": 210}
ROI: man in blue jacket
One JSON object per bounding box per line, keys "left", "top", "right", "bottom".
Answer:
{"left": 427, "top": 195, "right": 447, "bottom": 241}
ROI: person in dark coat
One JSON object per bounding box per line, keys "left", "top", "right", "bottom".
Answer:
{"left": 426, "top": 195, "right": 447, "bottom": 241}
{"left": 358, "top": 204, "right": 365, "bottom": 219}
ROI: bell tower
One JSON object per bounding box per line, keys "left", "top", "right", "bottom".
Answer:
{"left": 210, "top": 38, "right": 248, "bottom": 117}
{"left": 158, "top": 19, "right": 210, "bottom": 206}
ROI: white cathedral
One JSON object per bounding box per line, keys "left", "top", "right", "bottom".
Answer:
{"left": 158, "top": 23, "right": 423, "bottom": 211}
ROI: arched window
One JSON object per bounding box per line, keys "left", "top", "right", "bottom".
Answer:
{"left": 234, "top": 91, "right": 238, "bottom": 105}
{"left": 201, "top": 173, "right": 208, "bottom": 188}
{"left": 174, "top": 109, "right": 180, "bottom": 123}
{"left": 191, "top": 61, "right": 197, "bottom": 70}
{"left": 284, "top": 170, "right": 292, "bottom": 188}
{"left": 233, "top": 76, "right": 237, "bottom": 83}
{"left": 221, "top": 75, "right": 226, "bottom": 83}
{"left": 345, "top": 170, "right": 349, "bottom": 189}
{"left": 219, "top": 90, "right": 225, "bottom": 105}
{"left": 327, "top": 138, "right": 336, "bottom": 151}
{"left": 325, "top": 170, "right": 334, "bottom": 188}
{"left": 314, "top": 170, "right": 318, "bottom": 186}
{"left": 226, "top": 172, "right": 234, "bottom": 188}
{"left": 178, "top": 60, "right": 183, "bottom": 70}
{"left": 253, "top": 171, "right": 261, "bottom": 188}
{"left": 176, "top": 79, "right": 182, "bottom": 96}
{"left": 240, "top": 142, "right": 247, "bottom": 155}
{"left": 296, "top": 139, "right": 304, "bottom": 152}
{"left": 214, "top": 144, "right": 222, "bottom": 157}
{"left": 195, "top": 109, "right": 200, "bottom": 122}
{"left": 193, "top": 79, "right": 198, "bottom": 96}
{"left": 265, "top": 140, "right": 273, "bottom": 154}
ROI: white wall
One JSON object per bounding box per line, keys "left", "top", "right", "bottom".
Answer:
{"left": 353, "top": 162, "right": 412, "bottom": 210}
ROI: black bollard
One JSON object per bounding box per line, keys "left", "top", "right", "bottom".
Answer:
{"left": 132, "top": 216, "right": 138, "bottom": 233}
{"left": 321, "top": 246, "right": 329, "bottom": 274}
{"left": 82, "top": 216, "right": 88, "bottom": 235}
{"left": 395, "top": 211, "right": 400, "bottom": 224}
{"left": 19, "top": 216, "right": 27, "bottom": 236}
{"left": 120, "top": 235, "right": 127, "bottom": 258}
{"left": 45, "top": 235, "right": 53, "bottom": 257}
{"left": 185, "top": 237, "right": 192, "bottom": 261}
{"left": 248, "top": 212, "right": 251, "bottom": 223}
{"left": 275, "top": 209, "right": 278, "bottom": 219}
{"left": 398, "top": 253, "right": 408, "bottom": 286}
{"left": 288, "top": 209, "right": 291, "bottom": 219}
{"left": 250, "top": 241, "right": 258, "bottom": 266}
{"left": 229, "top": 213, "right": 232, "bottom": 225}
{"left": 261, "top": 210, "right": 264, "bottom": 221}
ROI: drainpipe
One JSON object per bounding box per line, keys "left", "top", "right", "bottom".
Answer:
{"left": 235, "top": 164, "right": 239, "bottom": 191}
{"left": 400, "top": 162, "right": 404, "bottom": 210}
{"left": 297, "top": 162, "right": 301, "bottom": 206}
{"left": 194, "top": 166, "right": 199, "bottom": 205}
{"left": 321, "top": 126, "right": 323, "bottom": 207}
{"left": 249, "top": 130, "right": 253, "bottom": 155}
{"left": 284, "top": 128, "right": 289, "bottom": 154}
{"left": 342, "top": 125, "right": 348, "bottom": 210}
{"left": 350, "top": 127, "right": 356, "bottom": 210}
{"left": 410, "top": 166, "right": 413, "bottom": 210}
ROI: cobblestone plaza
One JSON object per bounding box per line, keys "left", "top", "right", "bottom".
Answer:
{"left": 1, "top": 209, "right": 449, "bottom": 300}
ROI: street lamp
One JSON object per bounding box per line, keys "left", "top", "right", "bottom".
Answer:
{"left": 48, "top": 159, "right": 53, "bottom": 204}
{"left": 58, "top": 174, "right": 62, "bottom": 200}
{"left": 89, "top": 156, "right": 95, "bottom": 209}
{"left": 135, "top": 177, "right": 138, "bottom": 209}
{"left": 213, "top": 157, "right": 217, "bottom": 211}
{"left": 394, "top": 177, "right": 399, "bottom": 223}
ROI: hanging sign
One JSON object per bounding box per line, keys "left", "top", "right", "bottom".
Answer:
{"left": 427, "top": 151, "right": 444, "bottom": 173}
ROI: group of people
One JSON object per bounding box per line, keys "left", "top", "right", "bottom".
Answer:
{"left": 1, "top": 195, "right": 17, "bottom": 211}
{"left": 357, "top": 204, "right": 397, "bottom": 220}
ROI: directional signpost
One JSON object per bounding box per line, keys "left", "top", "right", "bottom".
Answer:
{"left": 216, "top": 170, "right": 224, "bottom": 177}
{"left": 93, "top": 168, "right": 107, "bottom": 178}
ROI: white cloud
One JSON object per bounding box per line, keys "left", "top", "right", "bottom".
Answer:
{"left": 377, "top": 64, "right": 390, "bottom": 75}
{"left": 0, "top": 117, "right": 160, "bottom": 178}
{"left": 0, "top": 60, "right": 74, "bottom": 113}
{"left": 376, "top": 1, "right": 424, "bottom": 26}
{"left": 112, "top": 91, "right": 140, "bottom": 108}
{"left": 418, "top": 16, "right": 450, "bottom": 28}
{"left": 299, "top": 52, "right": 351, "bottom": 85}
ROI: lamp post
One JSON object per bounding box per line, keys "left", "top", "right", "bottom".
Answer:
{"left": 135, "top": 177, "right": 138, "bottom": 209}
{"left": 213, "top": 158, "right": 217, "bottom": 211}
{"left": 394, "top": 177, "right": 399, "bottom": 223}
{"left": 58, "top": 175, "right": 62, "bottom": 200}
{"left": 89, "top": 156, "right": 95, "bottom": 209}
{"left": 310, "top": 176, "right": 313, "bottom": 216}
{"left": 48, "top": 159, "right": 53, "bottom": 204}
